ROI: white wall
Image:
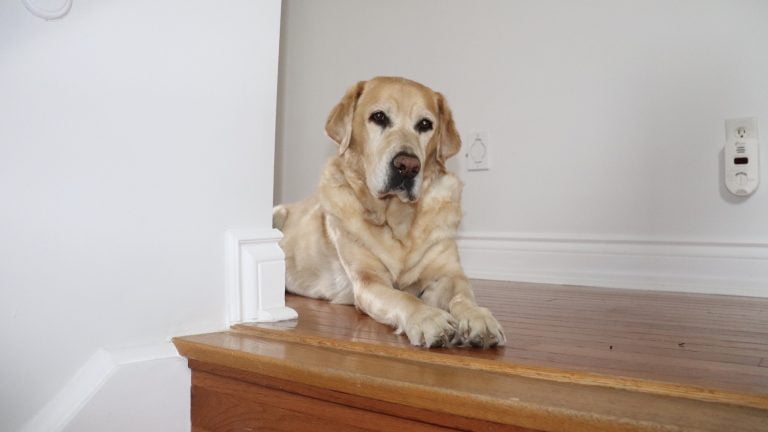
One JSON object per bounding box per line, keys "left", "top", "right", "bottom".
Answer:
{"left": 61, "top": 347, "right": 189, "bottom": 432}
{"left": 275, "top": 0, "right": 768, "bottom": 295}
{"left": 0, "top": 0, "right": 281, "bottom": 430}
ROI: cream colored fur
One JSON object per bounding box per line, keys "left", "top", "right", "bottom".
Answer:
{"left": 275, "top": 77, "right": 504, "bottom": 348}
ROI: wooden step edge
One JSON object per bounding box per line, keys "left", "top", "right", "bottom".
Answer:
{"left": 230, "top": 323, "right": 768, "bottom": 411}
{"left": 173, "top": 333, "right": 701, "bottom": 432}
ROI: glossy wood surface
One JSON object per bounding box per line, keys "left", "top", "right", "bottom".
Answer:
{"left": 234, "top": 280, "right": 768, "bottom": 408}
{"left": 176, "top": 331, "right": 768, "bottom": 431}
{"left": 193, "top": 370, "right": 446, "bottom": 432}
{"left": 190, "top": 360, "right": 534, "bottom": 431}
{"left": 175, "top": 280, "right": 768, "bottom": 431}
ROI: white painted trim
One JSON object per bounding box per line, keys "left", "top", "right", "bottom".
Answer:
{"left": 19, "top": 343, "right": 179, "bottom": 432}
{"left": 226, "top": 228, "right": 297, "bottom": 325}
{"left": 457, "top": 231, "right": 768, "bottom": 297}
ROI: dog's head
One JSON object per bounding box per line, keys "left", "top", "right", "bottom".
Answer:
{"left": 325, "top": 77, "right": 461, "bottom": 202}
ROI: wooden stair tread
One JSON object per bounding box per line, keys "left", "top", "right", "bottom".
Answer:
{"left": 174, "top": 280, "right": 768, "bottom": 431}
{"left": 174, "top": 330, "right": 768, "bottom": 432}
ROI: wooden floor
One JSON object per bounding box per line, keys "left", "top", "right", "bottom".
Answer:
{"left": 236, "top": 280, "right": 768, "bottom": 406}
{"left": 175, "top": 280, "right": 768, "bottom": 431}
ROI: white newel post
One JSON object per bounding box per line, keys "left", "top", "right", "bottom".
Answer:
{"left": 227, "top": 228, "right": 298, "bottom": 324}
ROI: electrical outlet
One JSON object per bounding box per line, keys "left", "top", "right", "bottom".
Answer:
{"left": 465, "top": 131, "right": 490, "bottom": 171}
{"left": 726, "top": 118, "right": 758, "bottom": 140}
{"left": 724, "top": 117, "right": 759, "bottom": 196}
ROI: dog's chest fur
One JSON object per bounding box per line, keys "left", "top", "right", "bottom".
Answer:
{"left": 319, "top": 154, "right": 463, "bottom": 285}
{"left": 337, "top": 173, "right": 462, "bottom": 286}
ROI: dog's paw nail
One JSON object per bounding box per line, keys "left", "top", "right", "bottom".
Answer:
{"left": 404, "top": 307, "right": 457, "bottom": 348}
{"left": 452, "top": 306, "right": 505, "bottom": 349}
{"left": 429, "top": 339, "right": 445, "bottom": 348}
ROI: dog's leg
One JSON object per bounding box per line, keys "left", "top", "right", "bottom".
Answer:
{"left": 351, "top": 273, "right": 457, "bottom": 347}
{"left": 325, "top": 218, "right": 457, "bottom": 347}
{"left": 420, "top": 274, "right": 506, "bottom": 348}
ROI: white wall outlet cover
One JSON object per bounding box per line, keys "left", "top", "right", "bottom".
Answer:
{"left": 724, "top": 117, "right": 760, "bottom": 197}
{"left": 22, "top": 0, "right": 72, "bottom": 20}
{"left": 466, "top": 131, "right": 490, "bottom": 171}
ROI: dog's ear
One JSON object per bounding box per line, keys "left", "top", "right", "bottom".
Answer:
{"left": 325, "top": 81, "right": 366, "bottom": 154}
{"left": 435, "top": 92, "right": 461, "bottom": 167}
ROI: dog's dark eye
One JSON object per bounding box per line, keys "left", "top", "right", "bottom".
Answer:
{"left": 369, "top": 111, "right": 390, "bottom": 128}
{"left": 415, "top": 118, "right": 433, "bottom": 133}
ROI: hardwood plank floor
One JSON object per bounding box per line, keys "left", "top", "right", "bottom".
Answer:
{"left": 233, "top": 280, "right": 768, "bottom": 407}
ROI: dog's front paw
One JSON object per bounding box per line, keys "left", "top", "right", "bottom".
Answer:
{"left": 453, "top": 306, "right": 506, "bottom": 348}
{"left": 402, "top": 307, "right": 457, "bottom": 348}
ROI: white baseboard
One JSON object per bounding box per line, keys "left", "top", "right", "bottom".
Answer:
{"left": 457, "top": 231, "right": 768, "bottom": 297}
{"left": 19, "top": 343, "right": 182, "bottom": 432}
{"left": 226, "top": 228, "right": 297, "bottom": 325}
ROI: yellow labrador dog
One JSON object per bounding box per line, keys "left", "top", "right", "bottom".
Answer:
{"left": 274, "top": 77, "right": 504, "bottom": 348}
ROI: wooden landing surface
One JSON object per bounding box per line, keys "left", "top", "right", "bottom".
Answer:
{"left": 237, "top": 280, "right": 768, "bottom": 406}
{"left": 175, "top": 280, "right": 768, "bottom": 431}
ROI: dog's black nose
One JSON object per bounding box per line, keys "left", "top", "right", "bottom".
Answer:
{"left": 392, "top": 153, "right": 420, "bottom": 179}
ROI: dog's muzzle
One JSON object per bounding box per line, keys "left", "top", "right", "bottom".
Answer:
{"left": 384, "top": 152, "right": 421, "bottom": 200}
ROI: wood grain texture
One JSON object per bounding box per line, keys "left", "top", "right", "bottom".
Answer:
{"left": 193, "top": 382, "right": 369, "bottom": 431}
{"left": 193, "top": 370, "right": 464, "bottom": 431}
{"left": 190, "top": 360, "right": 533, "bottom": 432}
{"left": 232, "top": 280, "right": 768, "bottom": 409}
{"left": 174, "top": 280, "right": 768, "bottom": 432}
{"left": 174, "top": 333, "right": 768, "bottom": 431}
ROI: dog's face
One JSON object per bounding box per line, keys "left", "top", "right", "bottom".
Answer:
{"left": 325, "top": 77, "right": 461, "bottom": 202}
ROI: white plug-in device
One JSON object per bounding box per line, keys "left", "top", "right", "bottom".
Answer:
{"left": 724, "top": 118, "right": 759, "bottom": 196}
